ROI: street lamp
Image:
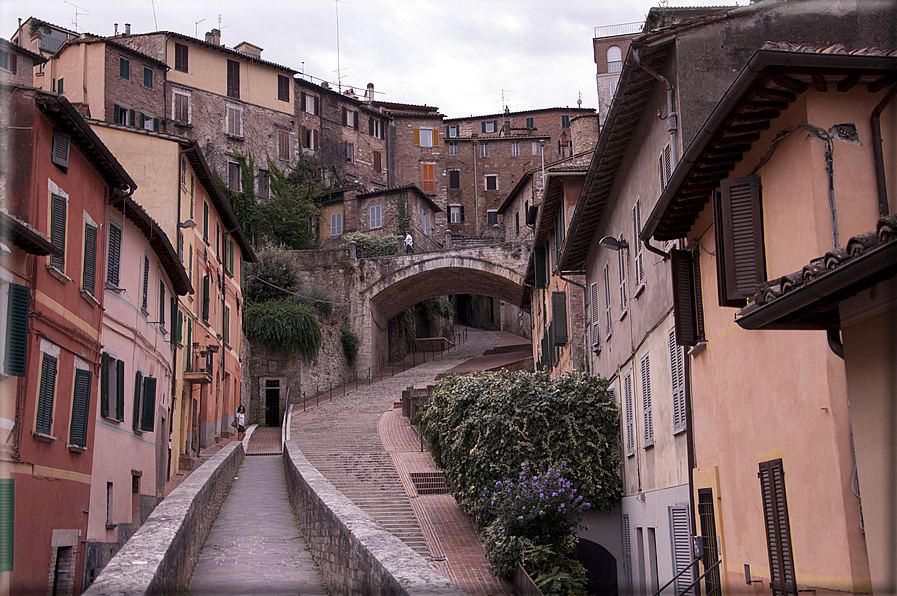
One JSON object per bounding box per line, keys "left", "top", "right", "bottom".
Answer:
{"left": 598, "top": 236, "right": 629, "bottom": 251}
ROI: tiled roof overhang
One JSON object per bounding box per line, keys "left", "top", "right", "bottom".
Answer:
{"left": 112, "top": 195, "right": 193, "bottom": 296}
{"left": 641, "top": 46, "right": 897, "bottom": 244}
{"left": 0, "top": 210, "right": 61, "bottom": 256}
{"left": 357, "top": 184, "right": 443, "bottom": 213}
{"left": 558, "top": 36, "right": 676, "bottom": 272}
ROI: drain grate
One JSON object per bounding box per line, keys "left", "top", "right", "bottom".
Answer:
{"left": 409, "top": 471, "right": 448, "bottom": 495}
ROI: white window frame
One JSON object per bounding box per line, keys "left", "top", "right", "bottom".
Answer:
{"left": 346, "top": 142, "right": 354, "bottom": 163}
{"left": 304, "top": 94, "right": 316, "bottom": 114}
{"left": 419, "top": 129, "right": 434, "bottom": 148}
{"left": 369, "top": 205, "right": 382, "bottom": 230}
{"left": 484, "top": 121, "right": 496, "bottom": 133}
{"left": 532, "top": 141, "right": 542, "bottom": 156}
{"left": 486, "top": 210, "right": 498, "bottom": 226}
{"left": 485, "top": 174, "right": 498, "bottom": 191}
{"left": 448, "top": 124, "right": 459, "bottom": 138}
{"left": 449, "top": 205, "right": 463, "bottom": 224}
{"left": 330, "top": 212, "right": 343, "bottom": 237}
{"left": 511, "top": 142, "right": 520, "bottom": 156}
{"left": 346, "top": 110, "right": 357, "bottom": 128}
{"left": 481, "top": 143, "right": 489, "bottom": 158}
{"left": 225, "top": 103, "right": 243, "bottom": 138}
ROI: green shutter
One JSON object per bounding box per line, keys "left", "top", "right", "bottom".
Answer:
{"left": 119, "top": 57, "right": 129, "bottom": 79}
{"left": 132, "top": 371, "right": 143, "bottom": 430}
{"left": 203, "top": 202, "right": 209, "bottom": 240}
{"left": 141, "top": 377, "right": 156, "bottom": 432}
{"left": 128, "top": 109, "right": 135, "bottom": 127}
{"left": 186, "top": 318, "right": 193, "bottom": 372}
{"left": 552, "top": 292, "right": 568, "bottom": 345}
{"left": 69, "top": 368, "right": 91, "bottom": 447}
{"left": 83, "top": 223, "right": 97, "bottom": 295}
{"left": 0, "top": 479, "right": 13, "bottom": 572}
{"left": 202, "top": 275, "right": 210, "bottom": 321}
{"left": 534, "top": 246, "right": 547, "bottom": 289}
{"left": 4, "top": 284, "right": 30, "bottom": 377}
{"left": 36, "top": 354, "right": 57, "bottom": 435}
{"left": 50, "top": 194, "right": 66, "bottom": 270}
{"left": 115, "top": 360, "right": 125, "bottom": 421}
{"left": 100, "top": 353, "right": 110, "bottom": 417}
{"left": 107, "top": 223, "right": 122, "bottom": 286}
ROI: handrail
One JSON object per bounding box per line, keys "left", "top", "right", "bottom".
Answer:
{"left": 653, "top": 557, "right": 701, "bottom": 596}
{"left": 677, "top": 559, "right": 722, "bottom": 596}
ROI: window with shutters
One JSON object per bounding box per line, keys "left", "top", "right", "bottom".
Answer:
{"left": 659, "top": 144, "right": 672, "bottom": 191}
{"left": 759, "top": 459, "right": 797, "bottom": 596}
{"left": 258, "top": 169, "right": 270, "bottom": 198}
{"left": 51, "top": 130, "right": 70, "bottom": 170}
{"left": 174, "top": 43, "right": 188, "bottom": 72}
{"left": 485, "top": 174, "right": 498, "bottom": 191}
{"left": 142, "top": 67, "right": 153, "bottom": 90}
{"left": 277, "top": 130, "right": 291, "bottom": 161}
{"left": 304, "top": 127, "right": 319, "bottom": 151}
{"left": 82, "top": 222, "right": 97, "bottom": 296}
{"left": 201, "top": 274, "right": 210, "bottom": 321}
{"left": 369, "top": 205, "right": 382, "bottom": 230}
{"left": 173, "top": 91, "right": 190, "bottom": 124}
{"left": 225, "top": 104, "right": 243, "bottom": 137}
{"left": 719, "top": 176, "right": 766, "bottom": 303}
{"left": 641, "top": 354, "right": 653, "bottom": 447}
{"left": 119, "top": 57, "right": 130, "bottom": 80}
{"left": 422, "top": 163, "right": 435, "bottom": 193}
{"left": 100, "top": 353, "right": 125, "bottom": 422}
{"left": 0, "top": 478, "right": 13, "bottom": 572}
{"left": 482, "top": 120, "right": 497, "bottom": 133}
{"left": 526, "top": 117, "right": 534, "bottom": 129}
{"left": 227, "top": 162, "right": 242, "bottom": 191}
{"left": 330, "top": 213, "right": 342, "bottom": 237}
{"left": 69, "top": 367, "right": 91, "bottom": 448}
{"left": 633, "top": 200, "right": 645, "bottom": 291}
{"left": 342, "top": 108, "right": 358, "bottom": 129}
{"left": 226, "top": 59, "right": 240, "bottom": 98}
{"left": 534, "top": 247, "right": 547, "bottom": 289}
{"left": 141, "top": 255, "right": 150, "bottom": 312}
{"left": 277, "top": 74, "right": 290, "bottom": 102}
{"left": 132, "top": 373, "right": 156, "bottom": 433}
{"left": 669, "top": 328, "right": 686, "bottom": 434}
{"left": 302, "top": 92, "right": 318, "bottom": 115}
{"left": 159, "top": 280, "right": 166, "bottom": 329}
{"left": 698, "top": 489, "right": 722, "bottom": 596}
{"left": 669, "top": 504, "right": 695, "bottom": 595}
{"left": 36, "top": 352, "right": 57, "bottom": 436}
{"left": 624, "top": 372, "right": 634, "bottom": 456}
{"left": 4, "top": 283, "right": 30, "bottom": 377}
{"left": 223, "top": 305, "right": 231, "bottom": 346}
{"left": 618, "top": 241, "right": 628, "bottom": 315}
{"left": 561, "top": 115, "right": 570, "bottom": 128}
{"left": 603, "top": 264, "right": 612, "bottom": 338}
{"left": 57, "top": 78, "right": 64, "bottom": 94}
{"left": 590, "top": 281, "right": 601, "bottom": 349}
{"left": 447, "top": 125, "right": 459, "bottom": 138}
{"left": 373, "top": 150, "right": 382, "bottom": 172}
{"left": 671, "top": 249, "right": 706, "bottom": 347}
{"left": 552, "top": 292, "right": 568, "bottom": 346}
{"left": 622, "top": 514, "right": 633, "bottom": 593}
{"left": 0, "top": 49, "right": 16, "bottom": 73}
{"left": 449, "top": 170, "right": 461, "bottom": 189}
{"left": 415, "top": 128, "right": 438, "bottom": 148}
{"left": 49, "top": 193, "right": 66, "bottom": 271}
{"left": 449, "top": 205, "right": 464, "bottom": 224}
{"left": 481, "top": 143, "right": 489, "bottom": 158}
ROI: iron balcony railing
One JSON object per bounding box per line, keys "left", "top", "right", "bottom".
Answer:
{"left": 594, "top": 21, "right": 644, "bottom": 38}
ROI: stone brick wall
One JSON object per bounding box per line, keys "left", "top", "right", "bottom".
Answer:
{"left": 283, "top": 441, "right": 465, "bottom": 596}
{"left": 83, "top": 442, "right": 244, "bottom": 596}
{"left": 102, "top": 43, "right": 166, "bottom": 127}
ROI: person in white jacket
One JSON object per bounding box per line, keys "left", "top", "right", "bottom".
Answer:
{"left": 404, "top": 232, "right": 414, "bottom": 253}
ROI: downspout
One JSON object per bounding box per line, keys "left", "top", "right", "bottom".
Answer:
{"left": 633, "top": 47, "right": 674, "bottom": 261}
{"left": 557, "top": 270, "right": 587, "bottom": 373}
{"left": 473, "top": 139, "right": 479, "bottom": 236}
{"left": 871, "top": 84, "right": 896, "bottom": 217}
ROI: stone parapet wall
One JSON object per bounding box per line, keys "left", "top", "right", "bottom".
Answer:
{"left": 283, "top": 440, "right": 465, "bottom": 596}
{"left": 83, "top": 442, "right": 245, "bottom": 596}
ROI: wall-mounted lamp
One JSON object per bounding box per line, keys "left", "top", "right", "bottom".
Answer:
{"left": 178, "top": 219, "right": 197, "bottom": 229}
{"left": 598, "top": 236, "right": 629, "bottom": 251}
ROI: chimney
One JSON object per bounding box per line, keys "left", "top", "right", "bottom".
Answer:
{"left": 124, "top": 23, "right": 130, "bottom": 35}
{"left": 114, "top": 23, "right": 118, "bottom": 36}
{"left": 205, "top": 29, "right": 221, "bottom": 45}
{"left": 364, "top": 83, "right": 374, "bottom": 103}
{"left": 234, "top": 42, "right": 262, "bottom": 58}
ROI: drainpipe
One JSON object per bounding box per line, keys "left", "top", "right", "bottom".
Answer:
{"left": 473, "top": 139, "right": 479, "bottom": 236}
{"left": 871, "top": 84, "right": 896, "bottom": 218}
{"left": 557, "top": 270, "right": 587, "bottom": 374}
{"left": 633, "top": 47, "right": 674, "bottom": 261}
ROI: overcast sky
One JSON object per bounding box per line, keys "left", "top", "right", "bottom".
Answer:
{"left": 2, "top": 0, "right": 736, "bottom": 117}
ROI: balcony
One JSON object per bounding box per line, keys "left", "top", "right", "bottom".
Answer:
{"left": 183, "top": 346, "right": 215, "bottom": 385}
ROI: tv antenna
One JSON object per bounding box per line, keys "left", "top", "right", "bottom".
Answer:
{"left": 501, "top": 90, "right": 515, "bottom": 112}
{"left": 63, "top": 0, "right": 89, "bottom": 32}
{"left": 195, "top": 19, "right": 205, "bottom": 38}
{"left": 333, "top": 0, "right": 347, "bottom": 93}
{"left": 150, "top": 0, "right": 158, "bottom": 30}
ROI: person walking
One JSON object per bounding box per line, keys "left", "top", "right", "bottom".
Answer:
{"left": 404, "top": 231, "right": 414, "bottom": 253}
{"left": 236, "top": 405, "right": 246, "bottom": 441}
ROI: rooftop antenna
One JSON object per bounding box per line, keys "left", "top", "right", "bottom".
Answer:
{"left": 502, "top": 90, "right": 515, "bottom": 111}
{"left": 333, "top": 0, "right": 347, "bottom": 93}
{"left": 577, "top": 92, "right": 583, "bottom": 108}
{"left": 150, "top": 0, "right": 158, "bottom": 30}
{"left": 195, "top": 19, "right": 205, "bottom": 38}
{"left": 63, "top": 0, "right": 89, "bottom": 32}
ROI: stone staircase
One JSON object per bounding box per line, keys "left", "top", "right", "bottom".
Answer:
{"left": 297, "top": 441, "right": 431, "bottom": 558}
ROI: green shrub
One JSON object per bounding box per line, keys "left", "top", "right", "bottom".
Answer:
{"left": 340, "top": 327, "right": 359, "bottom": 364}
{"left": 243, "top": 299, "right": 321, "bottom": 359}
{"left": 340, "top": 231, "right": 399, "bottom": 257}
{"left": 245, "top": 243, "right": 302, "bottom": 304}
{"left": 299, "top": 283, "right": 334, "bottom": 317}
{"left": 418, "top": 297, "right": 453, "bottom": 321}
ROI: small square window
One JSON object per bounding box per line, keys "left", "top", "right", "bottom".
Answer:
{"left": 485, "top": 175, "right": 498, "bottom": 191}
{"left": 561, "top": 115, "right": 570, "bottom": 128}
{"left": 483, "top": 121, "right": 496, "bottom": 133}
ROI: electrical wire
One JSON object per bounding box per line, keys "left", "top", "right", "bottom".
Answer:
{"left": 246, "top": 275, "right": 351, "bottom": 306}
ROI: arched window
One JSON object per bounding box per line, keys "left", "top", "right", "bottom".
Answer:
{"left": 607, "top": 46, "right": 623, "bottom": 73}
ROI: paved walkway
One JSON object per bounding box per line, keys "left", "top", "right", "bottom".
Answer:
{"left": 188, "top": 454, "right": 327, "bottom": 595}
{"left": 291, "top": 328, "right": 512, "bottom": 596}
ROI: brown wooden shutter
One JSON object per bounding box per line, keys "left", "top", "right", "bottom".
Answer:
{"left": 10, "top": 54, "right": 16, "bottom": 74}
{"left": 313, "top": 129, "right": 319, "bottom": 151}
{"left": 301, "top": 125, "right": 307, "bottom": 148}
{"left": 341, "top": 107, "right": 347, "bottom": 126}
{"left": 226, "top": 60, "right": 240, "bottom": 98}
{"left": 759, "top": 459, "right": 797, "bottom": 596}
{"left": 374, "top": 151, "right": 381, "bottom": 172}
{"left": 300, "top": 91, "right": 306, "bottom": 111}
{"left": 721, "top": 176, "right": 765, "bottom": 301}
{"left": 369, "top": 116, "right": 374, "bottom": 135}
{"left": 433, "top": 129, "right": 440, "bottom": 146}
{"left": 552, "top": 292, "right": 568, "bottom": 345}
{"left": 671, "top": 249, "right": 698, "bottom": 346}
{"left": 413, "top": 128, "right": 421, "bottom": 147}
{"left": 314, "top": 97, "right": 319, "bottom": 115}
{"left": 353, "top": 113, "right": 358, "bottom": 131}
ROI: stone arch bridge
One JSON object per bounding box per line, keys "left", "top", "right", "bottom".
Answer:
{"left": 304, "top": 242, "right": 529, "bottom": 373}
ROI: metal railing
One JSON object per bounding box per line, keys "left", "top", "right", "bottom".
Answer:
{"left": 594, "top": 21, "right": 644, "bottom": 38}
{"left": 653, "top": 558, "right": 721, "bottom": 596}
{"left": 297, "top": 326, "right": 468, "bottom": 411}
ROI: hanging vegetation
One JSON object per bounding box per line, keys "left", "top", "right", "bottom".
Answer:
{"left": 244, "top": 299, "right": 321, "bottom": 359}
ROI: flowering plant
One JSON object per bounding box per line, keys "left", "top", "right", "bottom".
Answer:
{"left": 489, "top": 463, "right": 590, "bottom": 544}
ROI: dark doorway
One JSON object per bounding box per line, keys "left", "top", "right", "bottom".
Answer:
{"left": 572, "top": 538, "right": 618, "bottom": 595}
{"left": 265, "top": 380, "right": 280, "bottom": 426}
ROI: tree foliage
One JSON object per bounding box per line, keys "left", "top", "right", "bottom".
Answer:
{"left": 418, "top": 297, "right": 453, "bottom": 321}
{"left": 340, "top": 231, "right": 399, "bottom": 258}
{"left": 395, "top": 193, "right": 411, "bottom": 234}
{"left": 243, "top": 299, "right": 321, "bottom": 359}
{"left": 244, "top": 242, "right": 302, "bottom": 304}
